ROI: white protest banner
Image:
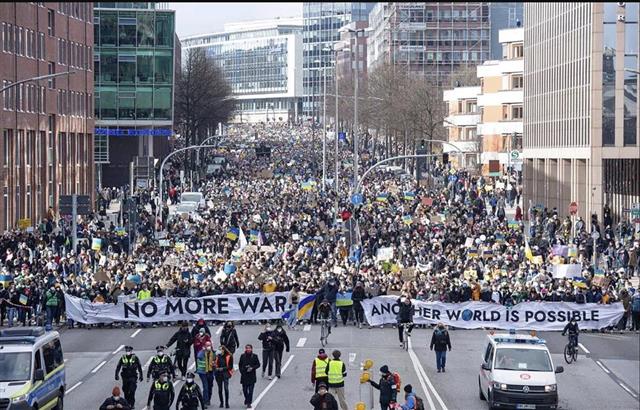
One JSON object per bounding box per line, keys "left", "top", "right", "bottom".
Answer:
{"left": 376, "top": 247, "right": 394, "bottom": 262}
{"left": 64, "top": 292, "right": 312, "bottom": 324}
{"left": 551, "top": 264, "right": 583, "bottom": 279}
{"left": 361, "top": 296, "right": 624, "bottom": 331}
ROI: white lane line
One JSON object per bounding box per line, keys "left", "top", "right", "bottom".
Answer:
{"left": 407, "top": 338, "right": 435, "bottom": 410}
{"left": 130, "top": 329, "right": 142, "bottom": 338}
{"left": 251, "top": 355, "right": 294, "bottom": 409}
{"left": 66, "top": 381, "right": 83, "bottom": 393}
{"left": 408, "top": 338, "right": 449, "bottom": 410}
{"left": 216, "top": 325, "right": 223, "bottom": 335}
{"left": 112, "top": 344, "right": 125, "bottom": 355}
{"left": 595, "top": 360, "right": 610, "bottom": 374}
{"left": 143, "top": 356, "right": 154, "bottom": 369}
{"left": 296, "top": 337, "right": 307, "bottom": 348}
{"left": 619, "top": 382, "right": 638, "bottom": 398}
{"left": 303, "top": 324, "right": 311, "bottom": 331}
{"left": 578, "top": 343, "right": 590, "bottom": 354}
{"left": 91, "top": 360, "right": 107, "bottom": 374}
{"left": 64, "top": 359, "right": 68, "bottom": 363}
{"left": 189, "top": 362, "right": 196, "bottom": 370}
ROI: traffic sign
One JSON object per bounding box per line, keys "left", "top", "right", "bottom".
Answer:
{"left": 351, "top": 193, "right": 364, "bottom": 205}
{"left": 591, "top": 231, "right": 600, "bottom": 240}
{"left": 569, "top": 201, "right": 578, "bottom": 216}
{"left": 338, "top": 132, "right": 346, "bottom": 142}
{"left": 510, "top": 150, "right": 520, "bottom": 160}
{"left": 448, "top": 175, "right": 457, "bottom": 183}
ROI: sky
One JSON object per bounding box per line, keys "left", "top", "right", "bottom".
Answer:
{"left": 169, "top": 2, "right": 303, "bottom": 39}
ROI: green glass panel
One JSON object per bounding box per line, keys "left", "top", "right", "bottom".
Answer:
{"left": 153, "top": 86, "right": 172, "bottom": 119}
{"left": 100, "top": 87, "right": 117, "bottom": 119}
{"left": 100, "top": 12, "right": 117, "bottom": 46}
{"left": 155, "top": 12, "right": 174, "bottom": 47}
{"left": 136, "top": 86, "right": 153, "bottom": 119}
{"left": 101, "top": 50, "right": 117, "bottom": 84}
{"left": 136, "top": 50, "right": 154, "bottom": 83}
{"left": 154, "top": 50, "right": 172, "bottom": 84}
{"left": 137, "top": 12, "right": 155, "bottom": 46}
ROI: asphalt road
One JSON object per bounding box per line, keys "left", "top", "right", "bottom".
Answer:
{"left": 59, "top": 323, "right": 640, "bottom": 410}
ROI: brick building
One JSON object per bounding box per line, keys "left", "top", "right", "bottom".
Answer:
{"left": 0, "top": 2, "right": 94, "bottom": 232}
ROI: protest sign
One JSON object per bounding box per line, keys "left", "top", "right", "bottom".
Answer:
{"left": 376, "top": 247, "right": 394, "bottom": 262}
{"left": 361, "top": 297, "right": 624, "bottom": 330}
{"left": 551, "top": 264, "right": 583, "bottom": 279}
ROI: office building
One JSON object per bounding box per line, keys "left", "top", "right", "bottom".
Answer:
{"left": 93, "top": 2, "right": 176, "bottom": 188}
{"left": 335, "top": 21, "right": 368, "bottom": 83}
{"left": 303, "top": 2, "right": 374, "bottom": 119}
{"left": 443, "top": 86, "right": 481, "bottom": 169}
{"left": 367, "top": 2, "right": 492, "bottom": 86}
{"left": 1, "top": 2, "right": 94, "bottom": 232}
{"left": 182, "top": 17, "right": 303, "bottom": 124}
{"left": 476, "top": 27, "right": 523, "bottom": 174}
{"left": 523, "top": 3, "right": 639, "bottom": 224}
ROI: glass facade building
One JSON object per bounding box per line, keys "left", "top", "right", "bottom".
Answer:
{"left": 182, "top": 18, "right": 303, "bottom": 123}
{"left": 94, "top": 2, "right": 176, "bottom": 187}
{"left": 303, "top": 2, "right": 374, "bottom": 117}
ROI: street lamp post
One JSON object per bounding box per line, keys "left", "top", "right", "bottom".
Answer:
{"left": 0, "top": 70, "right": 76, "bottom": 93}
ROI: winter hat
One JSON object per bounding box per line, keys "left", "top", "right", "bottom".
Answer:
{"left": 379, "top": 365, "right": 389, "bottom": 374}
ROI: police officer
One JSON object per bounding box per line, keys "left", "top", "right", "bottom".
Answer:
{"left": 167, "top": 321, "right": 193, "bottom": 380}
{"left": 115, "top": 346, "right": 143, "bottom": 409}
{"left": 147, "top": 371, "right": 175, "bottom": 410}
{"left": 147, "top": 346, "right": 176, "bottom": 382}
{"left": 176, "top": 372, "right": 205, "bottom": 410}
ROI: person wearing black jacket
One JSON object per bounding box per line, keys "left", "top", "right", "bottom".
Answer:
{"left": 99, "top": 386, "right": 131, "bottom": 410}
{"left": 238, "top": 344, "right": 261, "bottom": 408}
{"left": 167, "top": 322, "right": 193, "bottom": 380}
{"left": 219, "top": 321, "right": 240, "bottom": 354}
{"left": 147, "top": 372, "right": 175, "bottom": 410}
{"left": 397, "top": 296, "right": 414, "bottom": 346}
{"left": 115, "top": 346, "right": 144, "bottom": 408}
{"left": 176, "top": 372, "right": 205, "bottom": 410}
{"left": 430, "top": 323, "right": 452, "bottom": 373}
{"left": 271, "top": 324, "right": 290, "bottom": 378}
{"left": 368, "top": 365, "right": 397, "bottom": 410}
{"left": 351, "top": 281, "right": 366, "bottom": 329}
{"left": 310, "top": 383, "right": 339, "bottom": 410}
{"left": 257, "top": 324, "right": 275, "bottom": 379}
{"left": 323, "top": 278, "right": 339, "bottom": 326}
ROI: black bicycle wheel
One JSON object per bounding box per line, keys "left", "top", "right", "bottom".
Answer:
{"left": 321, "top": 324, "right": 327, "bottom": 346}
{"left": 564, "top": 344, "right": 574, "bottom": 364}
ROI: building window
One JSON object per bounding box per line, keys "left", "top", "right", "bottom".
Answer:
{"left": 2, "top": 129, "right": 8, "bottom": 167}
{"left": 512, "top": 105, "right": 523, "bottom": 120}
{"left": 511, "top": 74, "right": 523, "bottom": 89}
{"left": 512, "top": 43, "right": 523, "bottom": 59}
{"left": 47, "top": 62, "right": 55, "bottom": 89}
{"left": 47, "top": 9, "right": 55, "bottom": 36}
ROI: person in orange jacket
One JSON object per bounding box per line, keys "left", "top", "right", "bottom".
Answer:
{"left": 214, "top": 345, "right": 234, "bottom": 408}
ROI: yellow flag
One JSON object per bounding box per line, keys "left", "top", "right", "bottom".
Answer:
{"left": 524, "top": 236, "right": 533, "bottom": 262}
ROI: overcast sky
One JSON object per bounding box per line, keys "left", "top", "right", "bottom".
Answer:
{"left": 170, "top": 2, "right": 303, "bottom": 39}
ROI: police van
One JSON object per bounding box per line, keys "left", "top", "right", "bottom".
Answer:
{"left": 0, "top": 327, "right": 65, "bottom": 409}
{"left": 478, "top": 331, "right": 563, "bottom": 410}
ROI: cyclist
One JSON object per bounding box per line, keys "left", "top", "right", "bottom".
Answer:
{"left": 318, "top": 298, "right": 332, "bottom": 335}
{"left": 397, "top": 295, "right": 414, "bottom": 347}
{"left": 562, "top": 317, "right": 580, "bottom": 348}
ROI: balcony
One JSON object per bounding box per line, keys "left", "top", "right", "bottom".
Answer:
{"left": 445, "top": 113, "right": 481, "bottom": 127}
{"left": 477, "top": 121, "right": 522, "bottom": 136}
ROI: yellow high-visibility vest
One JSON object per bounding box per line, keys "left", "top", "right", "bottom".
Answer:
{"left": 314, "top": 358, "right": 329, "bottom": 378}
{"left": 327, "top": 360, "right": 344, "bottom": 385}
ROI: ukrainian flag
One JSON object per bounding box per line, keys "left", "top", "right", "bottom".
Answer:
{"left": 404, "top": 191, "right": 416, "bottom": 201}
{"left": 468, "top": 248, "right": 479, "bottom": 258}
{"left": 301, "top": 181, "right": 313, "bottom": 191}
{"left": 250, "top": 230, "right": 260, "bottom": 242}
{"left": 0, "top": 274, "right": 12, "bottom": 288}
{"left": 402, "top": 215, "right": 413, "bottom": 225}
{"left": 226, "top": 227, "right": 239, "bottom": 241}
{"left": 524, "top": 236, "right": 534, "bottom": 262}
{"left": 281, "top": 294, "right": 316, "bottom": 320}
{"left": 376, "top": 193, "right": 388, "bottom": 203}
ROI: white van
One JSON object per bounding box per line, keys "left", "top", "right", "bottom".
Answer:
{"left": 0, "top": 327, "right": 65, "bottom": 409}
{"left": 478, "top": 331, "right": 563, "bottom": 410}
{"left": 180, "top": 191, "right": 205, "bottom": 210}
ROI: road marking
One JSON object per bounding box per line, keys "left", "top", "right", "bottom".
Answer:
{"left": 216, "top": 325, "right": 223, "bottom": 335}
{"left": 619, "top": 382, "right": 638, "bottom": 398}
{"left": 408, "top": 338, "right": 448, "bottom": 410}
{"left": 303, "top": 324, "right": 311, "bottom": 331}
{"left": 407, "top": 338, "right": 435, "bottom": 410}
{"left": 130, "top": 329, "right": 142, "bottom": 338}
{"left": 64, "top": 359, "right": 68, "bottom": 363}
{"left": 577, "top": 343, "right": 590, "bottom": 354}
{"left": 143, "top": 356, "right": 154, "bottom": 369}
{"left": 595, "top": 360, "right": 610, "bottom": 374}
{"left": 66, "top": 381, "right": 83, "bottom": 393}
{"left": 112, "top": 344, "right": 125, "bottom": 355}
{"left": 251, "top": 354, "right": 294, "bottom": 409}
{"left": 348, "top": 353, "right": 357, "bottom": 364}
{"left": 189, "top": 362, "right": 196, "bottom": 370}
{"left": 296, "top": 337, "right": 307, "bottom": 347}
{"left": 91, "top": 360, "right": 107, "bottom": 374}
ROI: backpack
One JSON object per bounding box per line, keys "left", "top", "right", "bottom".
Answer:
{"left": 414, "top": 395, "right": 425, "bottom": 410}
{"left": 392, "top": 372, "right": 401, "bottom": 393}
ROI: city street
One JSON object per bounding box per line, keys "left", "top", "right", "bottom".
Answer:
{"left": 60, "top": 324, "right": 640, "bottom": 410}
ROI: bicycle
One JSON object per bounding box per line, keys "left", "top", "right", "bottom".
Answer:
{"left": 400, "top": 322, "right": 413, "bottom": 351}
{"left": 319, "top": 318, "right": 330, "bottom": 347}
{"left": 563, "top": 335, "right": 578, "bottom": 364}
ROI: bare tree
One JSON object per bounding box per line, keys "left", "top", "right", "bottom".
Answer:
{"left": 175, "top": 48, "right": 235, "bottom": 171}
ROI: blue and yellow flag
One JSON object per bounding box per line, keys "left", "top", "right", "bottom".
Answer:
{"left": 0, "top": 274, "right": 13, "bottom": 288}
{"left": 226, "top": 227, "right": 240, "bottom": 241}
{"left": 402, "top": 215, "right": 413, "bottom": 225}
{"left": 468, "top": 248, "right": 479, "bottom": 258}
{"left": 404, "top": 191, "right": 416, "bottom": 201}
{"left": 376, "top": 193, "right": 388, "bottom": 203}
{"left": 250, "top": 230, "right": 260, "bottom": 242}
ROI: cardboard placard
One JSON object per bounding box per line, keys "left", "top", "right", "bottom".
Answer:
{"left": 400, "top": 268, "right": 415, "bottom": 281}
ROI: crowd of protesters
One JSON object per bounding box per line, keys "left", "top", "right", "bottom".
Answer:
{"left": 1, "top": 122, "right": 639, "bottom": 332}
